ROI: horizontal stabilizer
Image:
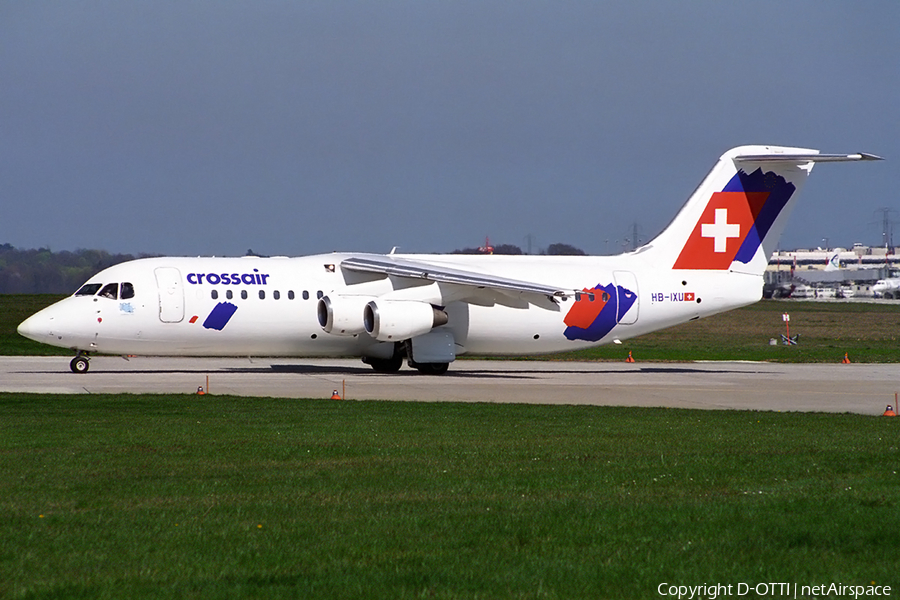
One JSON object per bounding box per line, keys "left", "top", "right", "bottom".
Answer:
{"left": 734, "top": 152, "right": 882, "bottom": 163}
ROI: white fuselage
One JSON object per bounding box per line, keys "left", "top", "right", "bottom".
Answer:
{"left": 18, "top": 253, "right": 762, "bottom": 359}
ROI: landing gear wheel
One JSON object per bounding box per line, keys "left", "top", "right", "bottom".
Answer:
{"left": 70, "top": 356, "right": 90, "bottom": 374}
{"left": 415, "top": 362, "right": 449, "bottom": 375}
{"left": 366, "top": 355, "right": 403, "bottom": 373}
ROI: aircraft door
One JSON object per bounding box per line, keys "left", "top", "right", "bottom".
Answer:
{"left": 155, "top": 267, "right": 185, "bottom": 323}
{"left": 613, "top": 271, "right": 639, "bottom": 324}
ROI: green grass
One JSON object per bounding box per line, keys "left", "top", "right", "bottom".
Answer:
{"left": 0, "top": 294, "right": 68, "bottom": 355}
{"left": 2, "top": 393, "right": 898, "bottom": 599}
{"left": 5, "top": 295, "right": 900, "bottom": 362}
{"left": 553, "top": 300, "right": 900, "bottom": 363}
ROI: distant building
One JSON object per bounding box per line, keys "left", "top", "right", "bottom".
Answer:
{"left": 765, "top": 244, "right": 898, "bottom": 299}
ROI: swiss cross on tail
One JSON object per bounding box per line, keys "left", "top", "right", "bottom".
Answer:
{"left": 673, "top": 168, "right": 796, "bottom": 270}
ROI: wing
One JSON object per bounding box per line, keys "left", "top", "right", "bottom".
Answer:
{"left": 340, "top": 255, "right": 574, "bottom": 309}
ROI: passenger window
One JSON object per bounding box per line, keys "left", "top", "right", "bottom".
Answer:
{"left": 302, "top": 291, "right": 309, "bottom": 300}
{"left": 226, "top": 290, "right": 233, "bottom": 300}
{"left": 121, "top": 282, "right": 135, "bottom": 299}
{"left": 241, "top": 290, "right": 248, "bottom": 300}
{"left": 259, "top": 290, "right": 265, "bottom": 300}
{"left": 316, "top": 290, "right": 323, "bottom": 299}
{"left": 75, "top": 283, "right": 103, "bottom": 296}
{"left": 212, "top": 290, "right": 219, "bottom": 300}
{"left": 99, "top": 283, "right": 118, "bottom": 299}
{"left": 288, "top": 290, "right": 295, "bottom": 300}
{"left": 273, "top": 290, "right": 280, "bottom": 300}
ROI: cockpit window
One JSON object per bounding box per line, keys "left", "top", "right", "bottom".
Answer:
{"left": 121, "top": 282, "right": 135, "bottom": 299}
{"left": 75, "top": 283, "right": 103, "bottom": 297}
{"left": 99, "top": 283, "right": 118, "bottom": 299}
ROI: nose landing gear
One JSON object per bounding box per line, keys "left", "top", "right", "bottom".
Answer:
{"left": 70, "top": 352, "right": 90, "bottom": 374}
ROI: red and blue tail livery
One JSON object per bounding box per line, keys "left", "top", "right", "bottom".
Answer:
{"left": 673, "top": 168, "right": 795, "bottom": 270}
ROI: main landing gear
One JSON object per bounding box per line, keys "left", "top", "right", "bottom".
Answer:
{"left": 363, "top": 354, "right": 403, "bottom": 373}
{"left": 411, "top": 361, "right": 449, "bottom": 375}
{"left": 70, "top": 352, "right": 90, "bottom": 374}
{"left": 362, "top": 343, "right": 451, "bottom": 375}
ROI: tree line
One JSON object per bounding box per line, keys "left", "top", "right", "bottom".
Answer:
{"left": 0, "top": 244, "right": 150, "bottom": 294}
{"left": 451, "top": 243, "right": 586, "bottom": 256}
{"left": 0, "top": 241, "right": 588, "bottom": 294}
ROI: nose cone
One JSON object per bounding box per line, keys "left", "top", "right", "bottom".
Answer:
{"left": 17, "top": 310, "right": 54, "bottom": 343}
{"left": 18, "top": 298, "right": 100, "bottom": 350}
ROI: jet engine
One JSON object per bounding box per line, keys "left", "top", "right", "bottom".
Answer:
{"left": 317, "top": 295, "right": 375, "bottom": 335}
{"left": 363, "top": 299, "right": 449, "bottom": 341}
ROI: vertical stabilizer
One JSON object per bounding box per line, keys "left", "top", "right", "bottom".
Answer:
{"left": 643, "top": 146, "right": 879, "bottom": 276}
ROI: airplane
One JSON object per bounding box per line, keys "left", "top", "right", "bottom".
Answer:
{"left": 873, "top": 277, "right": 900, "bottom": 299}
{"left": 18, "top": 145, "right": 881, "bottom": 374}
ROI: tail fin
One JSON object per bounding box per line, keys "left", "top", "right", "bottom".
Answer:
{"left": 644, "top": 146, "right": 880, "bottom": 275}
{"left": 824, "top": 251, "right": 841, "bottom": 271}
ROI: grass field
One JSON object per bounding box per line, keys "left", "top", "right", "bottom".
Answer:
{"left": 4, "top": 294, "right": 900, "bottom": 362}
{"left": 1, "top": 394, "right": 898, "bottom": 599}
{"left": 554, "top": 300, "right": 900, "bottom": 363}
{"left": 1, "top": 295, "right": 67, "bottom": 355}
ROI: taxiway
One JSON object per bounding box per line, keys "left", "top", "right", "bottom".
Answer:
{"left": 1, "top": 356, "right": 897, "bottom": 415}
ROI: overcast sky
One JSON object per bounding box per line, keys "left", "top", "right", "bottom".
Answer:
{"left": 1, "top": 2, "right": 897, "bottom": 257}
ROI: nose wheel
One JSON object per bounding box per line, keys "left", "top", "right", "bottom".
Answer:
{"left": 70, "top": 353, "right": 90, "bottom": 374}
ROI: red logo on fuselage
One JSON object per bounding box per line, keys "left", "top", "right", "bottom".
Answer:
{"left": 563, "top": 288, "right": 610, "bottom": 329}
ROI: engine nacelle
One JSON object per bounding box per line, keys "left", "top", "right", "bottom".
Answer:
{"left": 363, "top": 299, "right": 449, "bottom": 342}
{"left": 317, "top": 295, "right": 375, "bottom": 335}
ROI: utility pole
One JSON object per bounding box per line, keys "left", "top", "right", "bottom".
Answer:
{"left": 628, "top": 222, "right": 643, "bottom": 252}
{"left": 875, "top": 208, "right": 897, "bottom": 249}
{"left": 524, "top": 234, "right": 538, "bottom": 255}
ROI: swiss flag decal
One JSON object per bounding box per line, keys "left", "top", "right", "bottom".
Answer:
{"left": 673, "top": 191, "right": 769, "bottom": 270}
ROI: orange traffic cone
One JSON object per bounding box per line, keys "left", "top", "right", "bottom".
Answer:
{"left": 625, "top": 351, "right": 635, "bottom": 363}
{"left": 331, "top": 389, "right": 342, "bottom": 400}
{"left": 841, "top": 353, "right": 851, "bottom": 364}
{"left": 883, "top": 405, "right": 896, "bottom": 417}
{"left": 196, "top": 386, "right": 206, "bottom": 395}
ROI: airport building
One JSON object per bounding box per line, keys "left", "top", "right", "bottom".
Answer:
{"left": 765, "top": 244, "right": 900, "bottom": 299}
